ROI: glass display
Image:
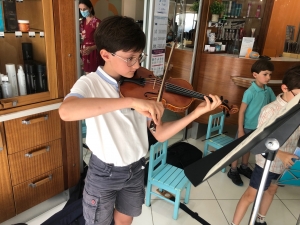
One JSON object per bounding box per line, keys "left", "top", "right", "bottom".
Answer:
{"left": 0, "top": 0, "right": 55, "bottom": 110}
{"left": 168, "top": 0, "right": 198, "bottom": 49}
{"left": 204, "top": 0, "right": 266, "bottom": 55}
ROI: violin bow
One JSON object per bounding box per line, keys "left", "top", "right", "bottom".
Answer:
{"left": 149, "top": 41, "right": 177, "bottom": 132}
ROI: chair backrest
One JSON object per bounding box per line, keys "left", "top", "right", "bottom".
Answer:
{"left": 205, "top": 112, "right": 225, "bottom": 139}
{"left": 148, "top": 140, "right": 168, "bottom": 180}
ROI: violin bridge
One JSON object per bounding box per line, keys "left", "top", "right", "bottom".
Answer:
{"left": 152, "top": 78, "right": 157, "bottom": 90}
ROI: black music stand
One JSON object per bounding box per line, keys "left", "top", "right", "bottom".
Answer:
{"left": 184, "top": 94, "right": 300, "bottom": 225}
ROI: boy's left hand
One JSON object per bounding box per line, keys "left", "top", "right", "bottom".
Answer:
{"left": 277, "top": 151, "right": 299, "bottom": 168}
{"left": 193, "top": 94, "right": 222, "bottom": 116}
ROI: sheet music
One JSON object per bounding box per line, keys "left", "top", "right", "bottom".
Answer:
{"left": 204, "top": 93, "right": 300, "bottom": 180}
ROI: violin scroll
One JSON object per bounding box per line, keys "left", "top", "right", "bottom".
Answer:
{"left": 204, "top": 95, "right": 239, "bottom": 117}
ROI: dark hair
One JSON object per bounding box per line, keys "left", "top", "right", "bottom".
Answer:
{"left": 79, "top": 0, "right": 95, "bottom": 18}
{"left": 94, "top": 16, "right": 146, "bottom": 53}
{"left": 251, "top": 59, "right": 274, "bottom": 74}
{"left": 282, "top": 64, "right": 300, "bottom": 91}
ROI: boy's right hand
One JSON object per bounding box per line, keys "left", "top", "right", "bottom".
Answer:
{"left": 131, "top": 98, "right": 164, "bottom": 125}
{"left": 237, "top": 130, "right": 245, "bottom": 138}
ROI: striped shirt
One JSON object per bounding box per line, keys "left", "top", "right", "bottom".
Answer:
{"left": 255, "top": 94, "right": 300, "bottom": 174}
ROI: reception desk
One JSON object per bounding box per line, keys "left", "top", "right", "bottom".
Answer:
{"left": 191, "top": 53, "right": 300, "bottom": 125}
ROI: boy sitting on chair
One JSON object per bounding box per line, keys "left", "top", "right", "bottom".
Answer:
{"left": 231, "top": 65, "right": 300, "bottom": 225}
{"left": 228, "top": 59, "right": 276, "bottom": 186}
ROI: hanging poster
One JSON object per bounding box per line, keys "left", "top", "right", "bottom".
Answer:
{"left": 151, "top": 16, "right": 168, "bottom": 76}
{"left": 154, "top": 0, "right": 169, "bottom": 17}
{"left": 149, "top": 0, "right": 170, "bottom": 76}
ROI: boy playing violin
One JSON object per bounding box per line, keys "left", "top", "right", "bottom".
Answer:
{"left": 59, "top": 16, "right": 221, "bottom": 225}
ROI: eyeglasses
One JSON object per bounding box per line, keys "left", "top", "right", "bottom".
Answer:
{"left": 291, "top": 90, "right": 296, "bottom": 96}
{"left": 110, "top": 52, "right": 147, "bottom": 67}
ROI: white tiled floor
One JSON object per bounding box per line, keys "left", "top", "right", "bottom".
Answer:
{"left": 25, "top": 139, "right": 300, "bottom": 224}
{"left": 23, "top": 110, "right": 300, "bottom": 225}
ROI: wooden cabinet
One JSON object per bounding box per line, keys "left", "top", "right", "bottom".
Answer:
{"left": 0, "top": 123, "right": 15, "bottom": 222}
{"left": 13, "top": 166, "right": 64, "bottom": 214}
{"left": 5, "top": 110, "right": 61, "bottom": 154}
{"left": 0, "top": 1, "right": 80, "bottom": 223}
{"left": 0, "top": 108, "right": 72, "bottom": 220}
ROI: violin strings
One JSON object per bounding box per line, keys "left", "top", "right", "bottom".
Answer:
{"left": 143, "top": 78, "right": 205, "bottom": 100}
{"left": 142, "top": 78, "right": 233, "bottom": 113}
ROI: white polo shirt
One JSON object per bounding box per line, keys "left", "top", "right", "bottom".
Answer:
{"left": 66, "top": 67, "right": 148, "bottom": 166}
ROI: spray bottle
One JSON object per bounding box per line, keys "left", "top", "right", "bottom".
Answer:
{"left": 17, "top": 65, "right": 27, "bottom": 95}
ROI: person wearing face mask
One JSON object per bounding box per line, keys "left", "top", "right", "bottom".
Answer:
{"left": 79, "top": 0, "right": 104, "bottom": 74}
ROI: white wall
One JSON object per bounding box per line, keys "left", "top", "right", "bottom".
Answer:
{"left": 122, "top": 0, "right": 144, "bottom": 20}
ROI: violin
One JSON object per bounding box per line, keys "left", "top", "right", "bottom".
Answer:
{"left": 119, "top": 66, "right": 239, "bottom": 116}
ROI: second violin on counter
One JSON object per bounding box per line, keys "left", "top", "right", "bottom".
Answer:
{"left": 119, "top": 67, "right": 239, "bottom": 116}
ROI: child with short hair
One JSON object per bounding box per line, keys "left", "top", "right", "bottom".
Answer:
{"left": 228, "top": 59, "right": 276, "bottom": 186}
{"left": 231, "top": 65, "right": 300, "bottom": 225}
{"left": 59, "top": 16, "right": 222, "bottom": 225}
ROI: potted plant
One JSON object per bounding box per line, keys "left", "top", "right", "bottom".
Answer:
{"left": 190, "top": 1, "right": 199, "bottom": 13}
{"left": 210, "top": 0, "right": 224, "bottom": 22}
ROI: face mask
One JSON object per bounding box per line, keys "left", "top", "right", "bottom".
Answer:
{"left": 80, "top": 10, "right": 90, "bottom": 18}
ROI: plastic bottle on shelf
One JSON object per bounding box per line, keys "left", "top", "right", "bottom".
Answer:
{"left": 246, "top": 3, "right": 251, "bottom": 17}
{"left": 17, "top": 65, "right": 27, "bottom": 95}
{"left": 2, "top": 75, "right": 13, "bottom": 98}
{"left": 228, "top": 1, "right": 232, "bottom": 17}
{"left": 256, "top": 5, "right": 261, "bottom": 18}
{"left": 5, "top": 64, "right": 19, "bottom": 96}
{"left": 0, "top": 74, "right": 3, "bottom": 99}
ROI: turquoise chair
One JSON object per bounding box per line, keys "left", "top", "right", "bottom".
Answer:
{"left": 145, "top": 140, "right": 191, "bottom": 220}
{"left": 82, "top": 120, "right": 87, "bottom": 139}
{"left": 203, "top": 112, "right": 234, "bottom": 173}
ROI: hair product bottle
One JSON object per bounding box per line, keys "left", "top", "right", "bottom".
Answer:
{"left": 22, "top": 42, "right": 33, "bottom": 61}
{"left": 17, "top": 65, "right": 27, "bottom": 95}
{"left": 28, "top": 64, "right": 36, "bottom": 93}
{"left": 0, "top": 74, "right": 3, "bottom": 99}
{"left": 36, "top": 64, "right": 47, "bottom": 92}
{"left": 2, "top": 75, "right": 13, "bottom": 98}
{"left": 246, "top": 3, "right": 251, "bottom": 17}
{"left": 5, "top": 63, "right": 19, "bottom": 96}
{"left": 24, "top": 63, "right": 32, "bottom": 94}
{"left": 256, "top": 5, "right": 261, "bottom": 18}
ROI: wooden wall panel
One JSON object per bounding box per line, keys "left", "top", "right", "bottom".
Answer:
{"left": 0, "top": 123, "right": 15, "bottom": 223}
{"left": 165, "top": 47, "right": 193, "bottom": 82}
{"left": 54, "top": 1, "right": 80, "bottom": 189}
{"left": 263, "top": 0, "right": 300, "bottom": 57}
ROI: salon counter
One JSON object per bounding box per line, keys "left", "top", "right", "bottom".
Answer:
{"left": 190, "top": 53, "right": 300, "bottom": 125}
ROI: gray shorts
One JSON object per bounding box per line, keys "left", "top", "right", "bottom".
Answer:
{"left": 235, "top": 128, "right": 254, "bottom": 139}
{"left": 83, "top": 154, "right": 146, "bottom": 225}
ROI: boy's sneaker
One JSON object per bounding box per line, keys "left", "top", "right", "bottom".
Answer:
{"left": 227, "top": 170, "right": 243, "bottom": 186}
{"left": 237, "top": 166, "right": 253, "bottom": 179}
{"left": 254, "top": 221, "right": 267, "bottom": 225}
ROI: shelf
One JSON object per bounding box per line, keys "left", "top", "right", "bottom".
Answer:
{"left": 220, "top": 17, "right": 261, "bottom": 20}
{"left": 231, "top": 76, "right": 281, "bottom": 88}
{"left": 1, "top": 29, "right": 44, "bottom": 33}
